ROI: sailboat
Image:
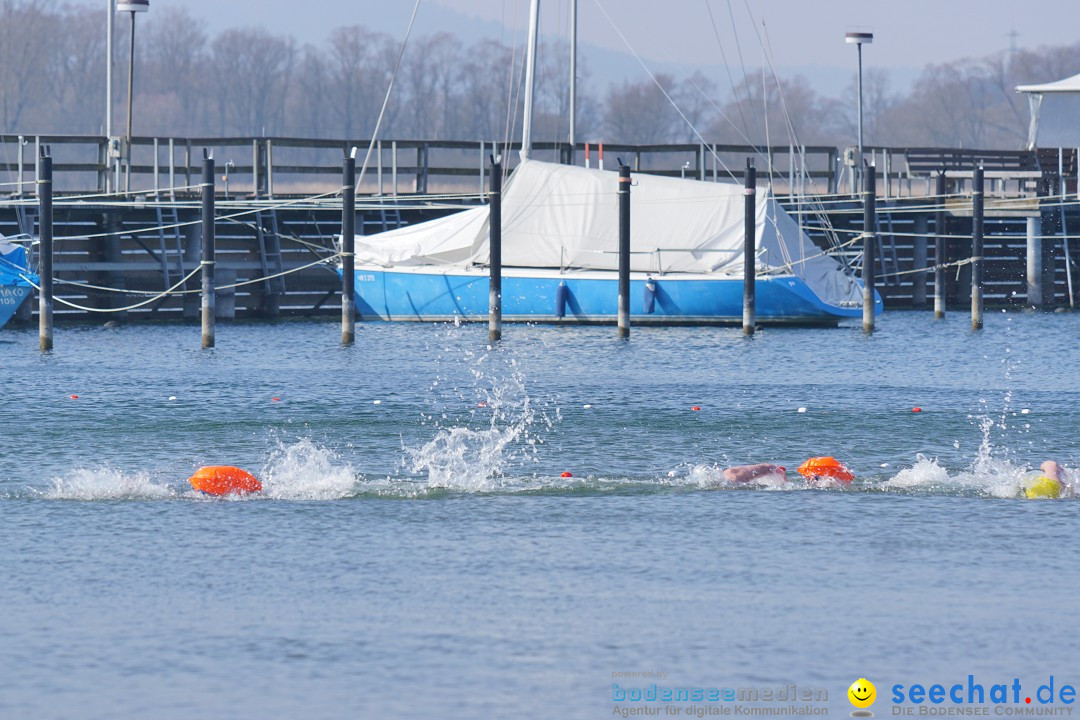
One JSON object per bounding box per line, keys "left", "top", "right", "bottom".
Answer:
{"left": 0, "top": 236, "right": 35, "bottom": 329}
{"left": 340, "top": 0, "right": 880, "bottom": 326}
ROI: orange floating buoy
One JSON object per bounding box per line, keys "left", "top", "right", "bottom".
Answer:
{"left": 691, "top": 406, "right": 701, "bottom": 411}
{"left": 69, "top": 395, "right": 79, "bottom": 399}
{"left": 912, "top": 407, "right": 922, "bottom": 413}
{"left": 561, "top": 471, "right": 573, "bottom": 478}
{"left": 796, "top": 456, "right": 854, "bottom": 484}
{"left": 188, "top": 465, "right": 262, "bottom": 495}
{"left": 271, "top": 397, "right": 281, "bottom": 402}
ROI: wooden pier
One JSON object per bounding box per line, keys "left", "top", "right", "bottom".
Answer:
{"left": 1, "top": 135, "right": 1077, "bottom": 324}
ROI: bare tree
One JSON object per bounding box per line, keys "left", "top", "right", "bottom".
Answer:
{"left": 43, "top": 5, "right": 104, "bottom": 133}
{"left": 210, "top": 28, "right": 296, "bottom": 135}
{"left": 603, "top": 74, "right": 684, "bottom": 144}
{"left": 0, "top": 0, "right": 55, "bottom": 131}
{"left": 142, "top": 7, "right": 209, "bottom": 136}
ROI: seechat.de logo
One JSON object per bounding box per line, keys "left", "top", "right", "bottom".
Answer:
{"left": 849, "top": 678, "right": 877, "bottom": 717}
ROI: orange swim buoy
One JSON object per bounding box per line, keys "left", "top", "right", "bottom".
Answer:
{"left": 188, "top": 465, "right": 262, "bottom": 495}
{"left": 796, "top": 456, "right": 854, "bottom": 484}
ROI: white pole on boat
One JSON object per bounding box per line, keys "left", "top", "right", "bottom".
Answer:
{"left": 569, "top": 0, "right": 577, "bottom": 163}
{"left": 342, "top": 152, "right": 356, "bottom": 345}
{"left": 743, "top": 159, "right": 756, "bottom": 336}
{"left": 520, "top": 0, "right": 541, "bottom": 162}
{"left": 38, "top": 148, "right": 53, "bottom": 352}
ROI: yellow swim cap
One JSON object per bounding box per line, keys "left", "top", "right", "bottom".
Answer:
{"left": 1024, "top": 476, "right": 1062, "bottom": 499}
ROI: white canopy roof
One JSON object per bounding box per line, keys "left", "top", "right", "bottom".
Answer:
{"left": 1016, "top": 71, "right": 1080, "bottom": 148}
{"left": 1017, "top": 72, "right": 1080, "bottom": 94}
{"left": 353, "top": 160, "right": 862, "bottom": 307}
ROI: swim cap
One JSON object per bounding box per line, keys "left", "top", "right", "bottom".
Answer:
{"left": 1024, "top": 475, "right": 1062, "bottom": 499}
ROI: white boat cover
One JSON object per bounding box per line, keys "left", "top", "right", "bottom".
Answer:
{"left": 354, "top": 160, "right": 863, "bottom": 308}
{"left": 1016, "top": 72, "right": 1080, "bottom": 150}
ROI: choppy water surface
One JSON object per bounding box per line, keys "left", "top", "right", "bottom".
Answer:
{"left": 2, "top": 311, "right": 1079, "bottom": 719}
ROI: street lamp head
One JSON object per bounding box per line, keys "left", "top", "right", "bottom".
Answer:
{"left": 845, "top": 31, "right": 873, "bottom": 45}
{"left": 117, "top": 0, "right": 149, "bottom": 12}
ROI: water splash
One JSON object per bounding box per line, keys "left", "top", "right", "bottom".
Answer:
{"left": 259, "top": 438, "right": 359, "bottom": 500}
{"left": 884, "top": 453, "right": 1031, "bottom": 498}
{"left": 41, "top": 466, "right": 176, "bottom": 500}
{"left": 404, "top": 343, "right": 554, "bottom": 491}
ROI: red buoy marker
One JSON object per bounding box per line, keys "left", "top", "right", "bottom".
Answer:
{"left": 691, "top": 406, "right": 701, "bottom": 411}
{"left": 912, "top": 407, "right": 922, "bottom": 413}
{"left": 69, "top": 394, "right": 78, "bottom": 399}
{"left": 188, "top": 466, "right": 262, "bottom": 495}
{"left": 271, "top": 397, "right": 281, "bottom": 402}
{"left": 561, "top": 471, "right": 573, "bottom": 478}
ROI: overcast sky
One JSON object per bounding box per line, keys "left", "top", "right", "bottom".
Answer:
{"left": 170, "top": 0, "right": 1079, "bottom": 94}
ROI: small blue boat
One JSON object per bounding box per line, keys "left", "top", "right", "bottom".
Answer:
{"left": 342, "top": 161, "right": 880, "bottom": 326}
{"left": 0, "top": 236, "right": 35, "bottom": 329}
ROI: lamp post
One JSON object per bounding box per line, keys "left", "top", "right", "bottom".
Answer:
{"left": 845, "top": 31, "right": 873, "bottom": 194}
{"left": 117, "top": 0, "right": 148, "bottom": 192}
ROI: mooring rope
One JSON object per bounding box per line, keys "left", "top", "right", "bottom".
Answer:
{"left": 44, "top": 253, "right": 344, "bottom": 301}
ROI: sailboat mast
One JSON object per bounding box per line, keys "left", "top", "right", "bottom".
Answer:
{"left": 520, "top": 0, "right": 541, "bottom": 162}
{"left": 569, "top": 0, "right": 576, "bottom": 153}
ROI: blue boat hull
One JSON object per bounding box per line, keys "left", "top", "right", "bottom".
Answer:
{"left": 343, "top": 267, "right": 881, "bottom": 325}
{"left": 0, "top": 284, "right": 32, "bottom": 329}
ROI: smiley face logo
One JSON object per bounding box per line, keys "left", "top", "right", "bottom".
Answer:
{"left": 848, "top": 678, "right": 876, "bottom": 709}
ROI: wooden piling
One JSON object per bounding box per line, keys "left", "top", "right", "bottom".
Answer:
{"left": 862, "top": 168, "right": 876, "bottom": 333}
{"left": 743, "top": 159, "right": 756, "bottom": 335}
{"left": 971, "top": 164, "right": 984, "bottom": 330}
{"left": 934, "top": 171, "right": 946, "bottom": 319}
{"left": 488, "top": 159, "right": 503, "bottom": 342}
{"left": 617, "top": 164, "right": 631, "bottom": 338}
{"left": 201, "top": 153, "right": 215, "bottom": 349}
{"left": 341, "top": 154, "right": 356, "bottom": 345}
{"left": 38, "top": 149, "right": 52, "bottom": 351}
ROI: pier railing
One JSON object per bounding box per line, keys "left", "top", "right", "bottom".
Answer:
{"left": 2, "top": 134, "right": 1069, "bottom": 200}
{"left": 0, "top": 135, "right": 844, "bottom": 196}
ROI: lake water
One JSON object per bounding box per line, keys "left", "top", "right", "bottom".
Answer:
{"left": 2, "top": 311, "right": 1079, "bottom": 719}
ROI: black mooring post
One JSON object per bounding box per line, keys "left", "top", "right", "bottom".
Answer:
{"left": 617, "top": 164, "right": 631, "bottom": 338}
{"left": 934, "top": 170, "right": 946, "bottom": 319}
{"left": 971, "top": 164, "right": 984, "bottom": 330}
{"left": 201, "top": 152, "right": 216, "bottom": 349}
{"left": 743, "top": 158, "right": 756, "bottom": 336}
{"left": 38, "top": 148, "right": 53, "bottom": 352}
{"left": 489, "top": 158, "right": 502, "bottom": 342}
{"left": 862, "top": 166, "right": 876, "bottom": 333}
{"left": 341, "top": 154, "right": 356, "bottom": 345}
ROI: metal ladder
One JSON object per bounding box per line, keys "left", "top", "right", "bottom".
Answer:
{"left": 155, "top": 204, "right": 183, "bottom": 288}
{"left": 255, "top": 207, "right": 286, "bottom": 295}
{"left": 16, "top": 204, "right": 37, "bottom": 238}
{"left": 878, "top": 214, "right": 901, "bottom": 286}
{"left": 379, "top": 204, "right": 403, "bottom": 232}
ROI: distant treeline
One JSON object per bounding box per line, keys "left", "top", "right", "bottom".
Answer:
{"left": 1, "top": 2, "right": 1078, "bottom": 149}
